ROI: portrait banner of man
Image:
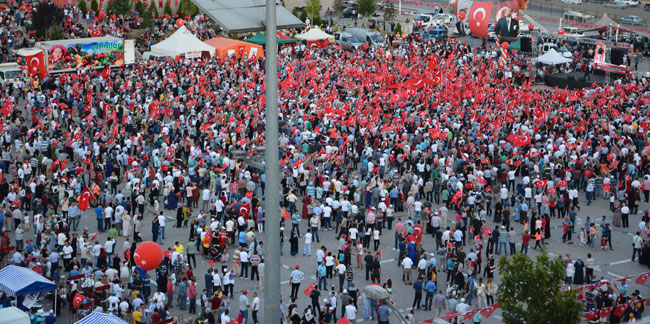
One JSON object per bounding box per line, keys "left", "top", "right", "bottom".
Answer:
{"left": 494, "top": 4, "right": 520, "bottom": 43}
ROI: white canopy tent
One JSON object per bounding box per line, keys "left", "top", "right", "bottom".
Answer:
{"left": 144, "top": 26, "right": 215, "bottom": 58}
{"left": 536, "top": 49, "right": 572, "bottom": 65}
{"left": 295, "top": 27, "right": 335, "bottom": 42}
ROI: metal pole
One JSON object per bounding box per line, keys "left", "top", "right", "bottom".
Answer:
{"left": 263, "top": 0, "right": 281, "bottom": 323}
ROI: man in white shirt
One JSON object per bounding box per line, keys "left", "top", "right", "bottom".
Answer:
{"left": 152, "top": 289, "right": 166, "bottom": 308}
{"left": 345, "top": 303, "right": 357, "bottom": 320}
{"left": 401, "top": 256, "right": 414, "bottom": 284}
{"left": 290, "top": 265, "right": 304, "bottom": 300}
{"left": 158, "top": 212, "right": 166, "bottom": 240}
{"left": 304, "top": 229, "right": 313, "bottom": 256}
{"left": 252, "top": 292, "right": 260, "bottom": 323}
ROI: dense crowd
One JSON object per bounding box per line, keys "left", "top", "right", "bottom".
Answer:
{"left": 2, "top": 1, "right": 650, "bottom": 324}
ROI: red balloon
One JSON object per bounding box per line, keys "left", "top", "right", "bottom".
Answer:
{"left": 528, "top": 23, "right": 534, "bottom": 30}
{"left": 176, "top": 18, "right": 184, "bottom": 27}
{"left": 501, "top": 42, "right": 509, "bottom": 50}
{"left": 134, "top": 241, "right": 163, "bottom": 271}
{"left": 458, "top": 11, "right": 466, "bottom": 20}
{"left": 558, "top": 28, "right": 565, "bottom": 35}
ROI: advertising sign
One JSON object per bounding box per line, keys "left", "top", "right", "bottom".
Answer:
{"left": 47, "top": 40, "right": 124, "bottom": 72}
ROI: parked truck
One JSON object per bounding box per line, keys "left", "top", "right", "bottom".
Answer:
{"left": 33, "top": 36, "right": 134, "bottom": 74}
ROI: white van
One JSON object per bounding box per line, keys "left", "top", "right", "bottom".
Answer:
{"left": 562, "top": 0, "right": 582, "bottom": 4}
{"left": 0, "top": 63, "right": 25, "bottom": 86}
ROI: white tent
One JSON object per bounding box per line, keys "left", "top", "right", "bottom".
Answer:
{"left": 295, "top": 27, "right": 335, "bottom": 42}
{"left": 536, "top": 49, "right": 572, "bottom": 65}
{"left": 0, "top": 307, "right": 30, "bottom": 324}
{"left": 146, "top": 26, "right": 214, "bottom": 58}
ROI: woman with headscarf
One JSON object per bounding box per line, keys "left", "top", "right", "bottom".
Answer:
{"left": 290, "top": 231, "right": 299, "bottom": 256}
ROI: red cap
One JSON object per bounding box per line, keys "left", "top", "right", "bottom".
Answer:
{"left": 295, "top": 265, "right": 300, "bottom": 269}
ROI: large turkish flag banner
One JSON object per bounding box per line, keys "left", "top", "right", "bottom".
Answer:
{"left": 26, "top": 51, "right": 46, "bottom": 78}
{"left": 469, "top": 2, "right": 494, "bottom": 38}
{"left": 496, "top": 1, "right": 519, "bottom": 22}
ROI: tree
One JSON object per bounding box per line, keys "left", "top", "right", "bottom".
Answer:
{"left": 90, "top": 0, "right": 99, "bottom": 13}
{"left": 164, "top": 0, "right": 173, "bottom": 15}
{"left": 107, "top": 0, "right": 132, "bottom": 15}
{"left": 333, "top": 0, "right": 344, "bottom": 17}
{"left": 135, "top": 0, "right": 144, "bottom": 15}
{"left": 394, "top": 22, "right": 402, "bottom": 34}
{"left": 78, "top": 0, "right": 88, "bottom": 14}
{"left": 31, "top": 2, "right": 64, "bottom": 38}
{"left": 497, "top": 252, "right": 583, "bottom": 324}
{"left": 356, "top": 0, "right": 377, "bottom": 18}
{"left": 299, "top": 10, "right": 308, "bottom": 23}
{"left": 383, "top": 2, "right": 396, "bottom": 23}
{"left": 142, "top": 1, "right": 156, "bottom": 27}
{"left": 305, "top": 0, "right": 321, "bottom": 22}
{"left": 177, "top": 0, "right": 199, "bottom": 17}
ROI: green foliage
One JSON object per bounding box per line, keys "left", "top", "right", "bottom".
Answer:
{"left": 142, "top": 0, "right": 156, "bottom": 27}
{"left": 496, "top": 252, "right": 583, "bottom": 324}
{"left": 177, "top": 0, "right": 199, "bottom": 17}
{"left": 394, "top": 22, "right": 402, "bottom": 34}
{"left": 134, "top": 0, "right": 144, "bottom": 15}
{"left": 91, "top": 0, "right": 99, "bottom": 13}
{"left": 357, "top": 0, "right": 377, "bottom": 18}
{"left": 305, "top": 0, "right": 321, "bottom": 20}
{"left": 77, "top": 0, "right": 88, "bottom": 14}
{"left": 333, "top": 0, "right": 344, "bottom": 17}
{"left": 299, "top": 10, "right": 308, "bottom": 22}
{"left": 107, "top": 0, "right": 132, "bottom": 15}
{"left": 32, "top": 2, "right": 64, "bottom": 38}
{"left": 383, "top": 2, "right": 396, "bottom": 22}
{"left": 292, "top": 7, "right": 299, "bottom": 17}
{"left": 313, "top": 15, "right": 322, "bottom": 26}
{"left": 48, "top": 25, "right": 65, "bottom": 40}
{"left": 164, "top": 0, "right": 173, "bottom": 15}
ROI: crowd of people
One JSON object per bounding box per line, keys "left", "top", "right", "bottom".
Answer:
{"left": 1, "top": 1, "right": 650, "bottom": 324}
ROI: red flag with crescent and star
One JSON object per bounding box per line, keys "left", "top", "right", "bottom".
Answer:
{"left": 468, "top": 2, "right": 494, "bottom": 38}
{"left": 72, "top": 293, "right": 86, "bottom": 308}
{"left": 78, "top": 187, "right": 96, "bottom": 211}
{"left": 636, "top": 272, "right": 650, "bottom": 284}
{"left": 26, "top": 51, "right": 46, "bottom": 78}
{"left": 480, "top": 303, "right": 499, "bottom": 318}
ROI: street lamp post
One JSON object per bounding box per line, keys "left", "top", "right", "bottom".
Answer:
{"left": 263, "top": 0, "right": 281, "bottom": 323}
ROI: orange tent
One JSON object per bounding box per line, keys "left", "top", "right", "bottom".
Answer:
{"left": 204, "top": 37, "right": 264, "bottom": 59}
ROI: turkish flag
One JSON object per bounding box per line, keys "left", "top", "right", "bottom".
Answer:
{"left": 599, "top": 306, "right": 613, "bottom": 318}
{"left": 481, "top": 157, "right": 490, "bottom": 164}
{"left": 72, "top": 293, "right": 86, "bottom": 308}
{"left": 336, "top": 318, "right": 351, "bottom": 324}
{"left": 477, "top": 177, "right": 487, "bottom": 185}
{"left": 636, "top": 272, "right": 650, "bottom": 285}
{"left": 450, "top": 189, "right": 463, "bottom": 205}
{"left": 303, "top": 282, "right": 317, "bottom": 297}
{"left": 607, "top": 152, "right": 616, "bottom": 161}
{"left": 431, "top": 70, "right": 442, "bottom": 85}
{"left": 612, "top": 303, "right": 628, "bottom": 317}
{"left": 0, "top": 102, "right": 12, "bottom": 116}
{"left": 26, "top": 51, "right": 46, "bottom": 78}
{"left": 557, "top": 180, "right": 568, "bottom": 188}
{"left": 463, "top": 308, "right": 480, "bottom": 321}
{"left": 482, "top": 226, "right": 492, "bottom": 236}
{"left": 444, "top": 312, "right": 460, "bottom": 321}
{"left": 506, "top": 133, "right": 530, "bottom": 147}
{"left": 78, "top": 187, "right": 96, "bottom": 211}
{"left": 427, "top": 56, "right": 438, "bottom": 70}
{"left": 101, "top": 67, "right": 110, "bottom": 79}
{"left": 239, "top": 203, "right": 250, "bottom": 220}
{"left": 480, "top": 303, "right": 499, "bottom": 318}
{"left": 533, "top": 179, "right": 547, "bottom": 189}
{"left": 469, "top": 1, "right": 494, "bottom": 38}
{"left": 547, "top": 186, "right": 557, "bottom": 194}
{"left": 90, "top": 232, "right": 98, "bottom": 242}
{"left": 281, "top": 208, "right": 291, "bottom": 220}
{"left": 318, "top": 39, "right": 329, "bottom": 48}
{"left": 583, "top": 310, "right": 599, "bottom": 321}
{"left": 164, "top": 250, "right": 173, "bottom": 259}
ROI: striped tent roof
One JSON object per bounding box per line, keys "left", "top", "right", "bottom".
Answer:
{"left": 75, "top": 312, "right": 129, "bottom": 324}
{"left": 0, "top": 265, "right": 56, "bottom": 297}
